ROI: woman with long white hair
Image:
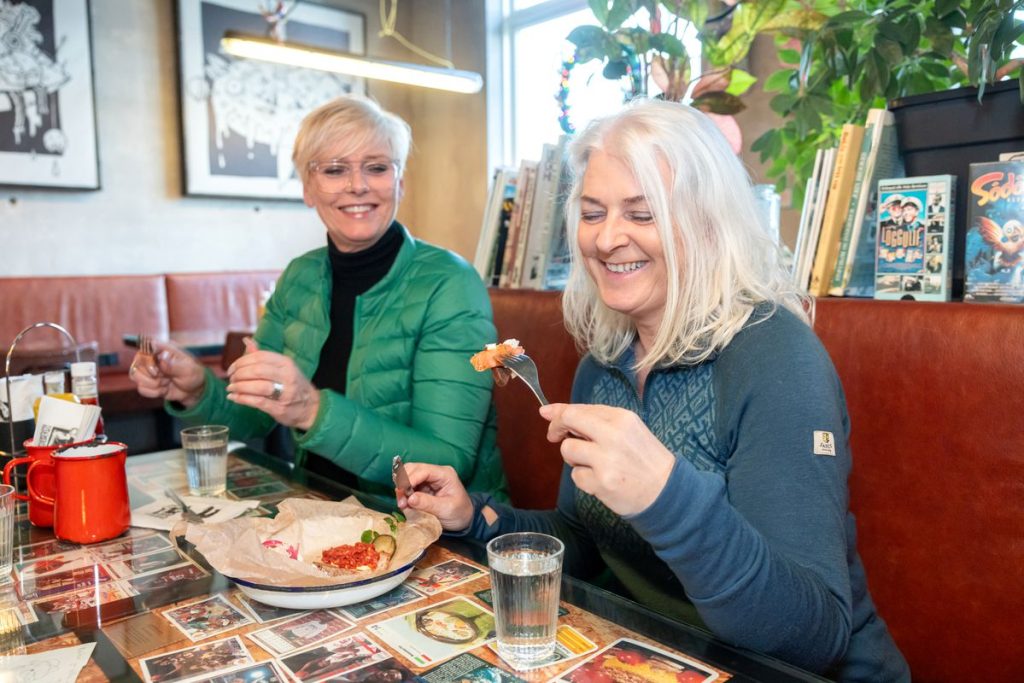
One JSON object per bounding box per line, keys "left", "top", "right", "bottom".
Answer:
{"left": 400, "top": 99, "right": 909, "bottom": 681}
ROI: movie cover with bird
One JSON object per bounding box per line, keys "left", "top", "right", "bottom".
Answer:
{"left": 964, "top": 161, "right": 1024, "bottom": 303}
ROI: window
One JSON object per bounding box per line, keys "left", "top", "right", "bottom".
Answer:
{"left": 488, "top": 0, "right": 701, "bottom": 166}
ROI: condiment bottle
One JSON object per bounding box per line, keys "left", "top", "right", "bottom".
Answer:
{"left": 70, "top": 361, "right": 105, "bottom": 436}
{"left": 33, "top": 370, "right": 79, "bottom": 421}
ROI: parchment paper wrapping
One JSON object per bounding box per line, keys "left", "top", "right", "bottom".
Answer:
{"left": 184, "top": 498, "right": 442, "bottom": 587}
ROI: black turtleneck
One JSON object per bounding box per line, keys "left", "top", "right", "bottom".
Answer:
{"left": 312, "top": 222, "right": 402, "bottom": 393}
{"left": 306, "top": 222, "right": 402, "bottom": 484}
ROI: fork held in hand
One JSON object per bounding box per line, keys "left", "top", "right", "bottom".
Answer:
{"left": 502, "top": 353, "right": 549, "bottom": 406}
{"left": 134, "top": 332, "right": 158, "bottom": 377}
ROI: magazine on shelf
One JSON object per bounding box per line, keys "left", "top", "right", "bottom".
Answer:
{"left": 873, "top": 175, "right": 956, "bottom": 301}
{"left": 520, "top": 136, "right": 569, "bottom": 290}
{"left": 499, "top": 160, "right": 538, "bottom": 288}
{"left": 472, "top": 167, "right": 517, "bottom": 284}
{"left": 963, "top": 160, "right": 1024, "bottom": 303}
{"left": 795, "top": 146, "right": 836, "bottom": 291}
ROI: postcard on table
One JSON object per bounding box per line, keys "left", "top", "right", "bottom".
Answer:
{"left": 139, "top": 635, "right": 254, "bottom": 683}
{"left": 163, "top": 594, "right": 254, "bottom": 642}
{"left": 188, "top": 660, "right": 290, "bottom": 683}
{"left": 17, "top": 564, "right": 114, "bottom": 601}
{"left": 278, "top": 632, "right": 392, "bottom": 683}
{"left": 91, "top": 533, "right": 173, "bottom": 561}
{"left": 487, "top": 624, "right": 597, "bottom": 671}
{"left": 475, "top": 588, "right": 569, "bottom": 617}
{"left": 553, "top": 638, "right": 721, "bottom": 683}
{"left": 108, "top": 548, "right": 189, "bottom": 579}
{"left": 30, "top": 581, "right": 137, "bottom": 618}
{"left": 128, "top": 562, "right": 209, "bottom": 594}
{"left": 420, "top": 652, "right": 526, "bottom": 683}
{"left": 104, "top": 612, "right": 190, "bottom": 660}
{"left": 13, "top": 537, "right": 81, "bottom": 563}
{"left": 229, "top": 481, "right": 292, "bottom": 499}
{"left": 339, "top": 583, "right": 425, "bottom": 621}
{"left": 247, "top": 609, "right": 355, "bottom": 656}
{"left": 405, "top": 559, "right": 487, "bottom": 595}
{"left": 16, "top": 550, "right": 96, "bottom": 580}
{"left": 235, "top": 594, "right": 306, "bottom": 624}
{"left": 0, "top": 642, "right": 96, "bottom": 683}
{"left": 365, "top": 596, "right": 495, "bottom": 667}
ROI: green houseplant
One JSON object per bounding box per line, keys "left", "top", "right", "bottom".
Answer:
{"left": 567, "top": 1, "right": 1022, "bottom": 200}
{"left": 753, "top": 0, "right": 1024, "bottom": 198}
{"left": 565, "top": 0, "right": 794, "bottom": 148}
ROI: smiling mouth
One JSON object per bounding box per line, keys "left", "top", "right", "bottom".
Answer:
{"left": 339, "top": 204, "right": 377, "bottom": 215}
{"left": 603, "top": 261, "right": 648, "bottom": 273}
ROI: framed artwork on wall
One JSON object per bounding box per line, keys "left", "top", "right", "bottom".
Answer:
{"left": 0, "top": 0, "right": 100, "bottom": 190}
{"left": 177, "top": 0, "right": 365, "bottom": 200}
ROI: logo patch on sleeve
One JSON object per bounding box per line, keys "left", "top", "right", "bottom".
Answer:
{"left": 813, "top": 431, "right": 836, "bottom": 456}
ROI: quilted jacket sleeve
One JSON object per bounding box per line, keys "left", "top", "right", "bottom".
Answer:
{"left": 295, "top": 258, "right": 498, "bottom": 488}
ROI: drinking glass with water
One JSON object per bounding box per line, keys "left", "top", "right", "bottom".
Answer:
{"left": 0, "top": 485, "right": 13, "bottom": 585}
{"left": 486, "top": 532, "right": 564, "bottom": 670}
{"left": 180, "top": 425, "right": 229, "bottom": 496}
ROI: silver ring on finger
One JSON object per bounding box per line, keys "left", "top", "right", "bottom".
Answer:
{"left": 269, "top": 381, "right": 284, "bottom": 401}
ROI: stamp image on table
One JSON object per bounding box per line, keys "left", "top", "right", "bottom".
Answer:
{"left": 278, "top": 632, "right": 392, "bottom": 682}
{"left": 553, "top": 637, "right": 722, "bottom": 683}
{"left": 235, "top": 593, "right": 306, "bottom": 624}
{"left": 420, "top": 652, "right": 526, "bottom": 683}
{"left": 127, "top": 562, "right": 209, "bottom": 593}
{"left": 92, "top": 533, "right": 173, "bottom": 561}
{"left": 487, "top": 624, "right": 598, "bottom": 672}
{"left": 366, "top": 596, "right": 495, "bottom": 667}
{"left": 247, "top": 609, "right": 355, "bottom": 656}
{"left": 162, "top": 593, "right": 254, "bottom": 642}
{"left": 15, "top": 550, "right": 96, "bottom": 580}
{"left": 30, "top": 581, "right": 137, "bottom": 618}
{"left": 17, "top": 563, "right": 114, "bottom": 601}
{"left": 405, "top": 559, "right": 487, "bottom": 595}
{"left": 193, "top": 660, "right": 291, "bottom": 683}
{"left": 138, "top": 635, "right": 254, "bottom": 683}
{"left": 339, "top": 583, "right": 425, "bottom": 621}
{"left": 108, "top": 548, "right": 190, "bottom": 579}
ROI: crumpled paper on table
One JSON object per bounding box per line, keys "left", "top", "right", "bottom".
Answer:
{"left": 184, "top": 497, "right": 442, "bottom": 587}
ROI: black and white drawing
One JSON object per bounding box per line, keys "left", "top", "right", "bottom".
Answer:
{"left": 0, "top": 0, "right": 99, "bottom": 189}
{"left": 177, "top": 0, "right": 365, "bottom": 199}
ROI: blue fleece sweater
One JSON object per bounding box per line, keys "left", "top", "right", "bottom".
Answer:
{"left": 466, "top": 307, "right": 909, "bottom": 681}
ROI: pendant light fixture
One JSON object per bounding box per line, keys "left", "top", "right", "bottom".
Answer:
{"left": 220, "top": 0, "right": 483, "bottom": 94}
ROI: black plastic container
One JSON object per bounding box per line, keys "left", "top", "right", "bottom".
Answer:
{"left": 889, "top": 81, "right": 1024, "bottom": 298}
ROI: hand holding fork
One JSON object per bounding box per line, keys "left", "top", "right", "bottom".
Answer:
{"left": 130, "top": 332, "right": 158, "bottom": 379}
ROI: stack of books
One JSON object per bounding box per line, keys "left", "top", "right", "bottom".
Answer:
{"left": 473, "top": 136, "right": 571, "bottom": 290}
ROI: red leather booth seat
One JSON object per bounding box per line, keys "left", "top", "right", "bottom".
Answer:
{"left": 489, "top": 288, "right": 1024, "bottom": 683}
{"left": 0, "top": 275, "right": 169, "bottom": 368}
{"left": 166, "top": 271, "right": 278, "bottom": 333}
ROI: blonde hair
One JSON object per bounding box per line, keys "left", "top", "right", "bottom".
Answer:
{"left": 562, "top": 99, "right": 809, "bottom": 371}
{"left": 292, "top": 95, "right": 412, "bottom": 185}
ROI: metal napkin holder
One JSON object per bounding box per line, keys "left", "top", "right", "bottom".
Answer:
{"left": 2, "top": 322, "right": 81, "bottom": 459}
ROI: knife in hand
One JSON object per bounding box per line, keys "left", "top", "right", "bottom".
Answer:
{"left": 392, "top": 455, "right": 414, "bottom": 498}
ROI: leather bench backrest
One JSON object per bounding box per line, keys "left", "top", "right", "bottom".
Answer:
{"left": 489, "top": 289, "right": 580, "bottom": 509}
{"left": 0, "top": 275, "right": 169, "bottom": 367}
{"left": 166, "top": 271, "right": 280, "bottom": 334}
{"left": 814, "top": 298, "right": 1024, "bottom": 682}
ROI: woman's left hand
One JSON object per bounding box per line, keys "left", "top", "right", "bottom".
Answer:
{"left": 539, "top": 403, "right": 675, "bottom": 516}
{"left": 225, "top": 338, "right": 320, "bottom": 430}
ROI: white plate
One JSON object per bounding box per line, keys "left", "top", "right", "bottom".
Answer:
{"left": 228, "top": 551, "right": 424, "bottom": 610}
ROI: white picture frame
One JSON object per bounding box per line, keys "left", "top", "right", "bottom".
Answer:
{"left": 0, "top": 0, "right": 100, "bottom": 190}
{"left": 176, "top": 0, "right": 365, "bottom": 200}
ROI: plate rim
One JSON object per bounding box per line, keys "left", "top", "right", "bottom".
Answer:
{"left": 227, "top": 549, "right": 425, "bottom": 593}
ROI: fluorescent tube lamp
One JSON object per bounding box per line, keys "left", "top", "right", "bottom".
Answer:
{"left": 220, "top": 32, "right": 483, "bottom": 94}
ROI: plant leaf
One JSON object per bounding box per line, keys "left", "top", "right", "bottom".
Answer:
{"left": 726, "top": 68, "right": 757, "bottom": 96}
{"left": 606, "top": 0, "right": 636, "bottom": 31}
{"left": 603, "top": 59, "right": 630, "bottom": 79}
{"left": 650, "top": 32, "right": 686, "bottom": 58}
{"left": 691, "top": 91, "right": 746, "bottom": 115}
{"left": 588, "top": 0, "right": 610, "bottom": 25}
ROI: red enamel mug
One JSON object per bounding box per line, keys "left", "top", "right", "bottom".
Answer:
{"left": 0, "top": 438, "right": 89, "bottom": 528}
{"left": 28, "top": 441, "right": 131, "bottom": 544}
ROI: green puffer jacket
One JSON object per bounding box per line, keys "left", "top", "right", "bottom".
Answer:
{"left": 170, "top": 224, "right": 509, "bottom": 500}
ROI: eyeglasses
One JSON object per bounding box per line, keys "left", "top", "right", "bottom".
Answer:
{"left": 307, "top": 158, "right": 399, "bottom": 193}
